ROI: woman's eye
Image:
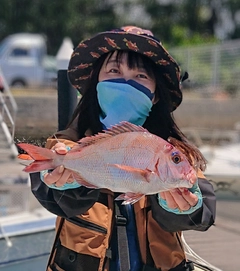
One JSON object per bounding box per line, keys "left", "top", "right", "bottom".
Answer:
{"left": 109, "top": 68, "right": 119, "bottom": 73}
{"left": 171, "top": 154, "right": 181, "bottom": 164}
{"left": 136, "top": 73, "right": 148, "bottom": 79}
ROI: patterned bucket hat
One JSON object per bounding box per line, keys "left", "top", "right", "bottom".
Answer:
{"left": 68, "top": 26, "right": 183, "bottom": 111}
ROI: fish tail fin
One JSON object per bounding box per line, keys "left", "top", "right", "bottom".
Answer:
{"left": 23, "top": 160, "right": 55, "bottom": 173}
{"left": 18, "top": 143, "right": 56, "bottom": 173}
{"left": 17, "top": 153, "right": 33, "bottom": 160}
{"left": 18, "top": 143, "right": 55, "bottom": 161}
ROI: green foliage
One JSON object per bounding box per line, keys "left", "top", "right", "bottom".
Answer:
{"left": 171, "top": 25, "right": 217, "bottom": 46}
{"left": 0, "top": 0, "right": 239, "bottom": 55}
{"left": 0, "top": 0, "right": 118, "bottom": 54}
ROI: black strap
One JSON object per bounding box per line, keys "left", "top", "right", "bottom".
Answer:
{"left": 47, "top": 217, "right": 65, "bottom": 269}
{"left": 115, "top": 202, "right": 130, "bottom": 271}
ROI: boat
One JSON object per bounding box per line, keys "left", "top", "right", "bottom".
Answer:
{"left": 0, "top": 203, "right": 55, "bottom": 271}
{"left": 0, "top": 68, "right": 56, "bottom": 271}
{"left": 0, "top": 162, "right": 56, "bottom": 271}
{"left": 0, "top": 165, "right": 56, "bottom": 271}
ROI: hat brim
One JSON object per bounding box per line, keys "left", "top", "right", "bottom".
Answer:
{"left": 68, "top": 31, "right": 182, "bottom": 111}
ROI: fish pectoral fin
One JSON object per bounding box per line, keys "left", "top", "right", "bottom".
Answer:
{"left": 115, "top": 192, "right": 145, "bottom": 205}
{"left": 109, "top": 164, "right": 153, "bottom": 183}
{"left": 72, "top": 173, "right": 98, "bottom": 189}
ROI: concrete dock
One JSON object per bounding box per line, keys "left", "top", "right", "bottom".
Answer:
{"left": 184, "top": 199, "right": 240, "bottom": 271}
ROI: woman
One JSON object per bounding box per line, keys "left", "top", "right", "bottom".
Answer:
{"left": 30, "top": 26, "right": 216, "bottom": 271}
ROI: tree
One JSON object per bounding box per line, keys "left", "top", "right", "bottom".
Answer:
{"left": 0, "top": 0, "right": 118, "bottom": 54}
{"left": 1, "top": 0, "right": 240, "bottom": 54}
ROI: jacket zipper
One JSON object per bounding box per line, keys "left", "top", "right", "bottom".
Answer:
{"left": 66, "top": 216, "right": 107, "bottom": 234}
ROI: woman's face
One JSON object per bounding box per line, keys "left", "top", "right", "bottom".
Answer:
{"left": 98, "top": 51, "right": 156, "bottom": 99}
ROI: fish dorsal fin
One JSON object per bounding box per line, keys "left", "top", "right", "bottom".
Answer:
{"left": 105, "top": 121, "right": 147, "bottom": 135}
{"left": 78, "top": 121, "right": 148, "bottom": 147}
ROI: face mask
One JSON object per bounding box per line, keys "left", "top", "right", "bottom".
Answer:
{"left": 96, "top": 78, "right": 154, "bottom": 129}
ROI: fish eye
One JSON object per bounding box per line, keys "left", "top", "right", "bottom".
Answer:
{"left": 171, "top": 154, "right": 181, "bottom": 164}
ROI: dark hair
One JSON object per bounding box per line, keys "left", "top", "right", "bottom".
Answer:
{"left": 69, "top": 50, "right": 185, "bottom": 141}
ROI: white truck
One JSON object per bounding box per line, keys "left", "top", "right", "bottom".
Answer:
{"left": 0, "top": 33, "right": 57, "bottom": 88}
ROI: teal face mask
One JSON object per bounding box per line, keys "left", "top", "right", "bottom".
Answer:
{"left": 96, "top": 79, "right": 154, "bottom": 129}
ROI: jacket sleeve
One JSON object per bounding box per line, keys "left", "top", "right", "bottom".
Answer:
{"left": 30, "top": 122, "right": 100, "bottom": 218}
{"left": 30, "top": 172, "right": 100, "bottom": 218}
{"left": 150, "top": 178, "right": 216, "bottom": 232}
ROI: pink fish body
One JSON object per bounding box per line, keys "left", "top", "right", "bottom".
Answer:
{"left": 18, "top": 122, "right": 197, "bottom": 204}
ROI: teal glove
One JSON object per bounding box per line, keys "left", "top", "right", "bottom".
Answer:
{"left": 158, "top": 181, "right": 203, "bottom": 214}
{"left": 40, "top": 170, "right": 81, "bottom": 190}
{"left": 39, "top": 146, "right": 81, "bottom": 190}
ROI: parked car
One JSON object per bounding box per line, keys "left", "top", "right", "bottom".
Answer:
{"left": 0, "top": 33, "right": 57, "bottom": 88}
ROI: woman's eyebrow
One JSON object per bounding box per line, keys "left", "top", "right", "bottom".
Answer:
{"left": 138, "top": 66, "right": 147, "bottom": 72}
{"left": 106, "top": 57, "right": 118, "bottom": 64}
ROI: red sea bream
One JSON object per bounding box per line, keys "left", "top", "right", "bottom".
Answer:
{"left": 18, "top": 122, "right": 198, "bottom": 204}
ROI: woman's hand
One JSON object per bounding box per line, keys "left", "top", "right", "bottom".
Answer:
{"left": 43, "top": 142, "right": 74, "bottom": 187}
{"left": 159, "top": 188, "right": 198, "bottom": 211}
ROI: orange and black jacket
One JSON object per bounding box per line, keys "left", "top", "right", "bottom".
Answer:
{"left": 30, "top": 131, "right": 216, "bottom": 271}
{"left": 30, "top": 169, "right": 215, "bottom": 271}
